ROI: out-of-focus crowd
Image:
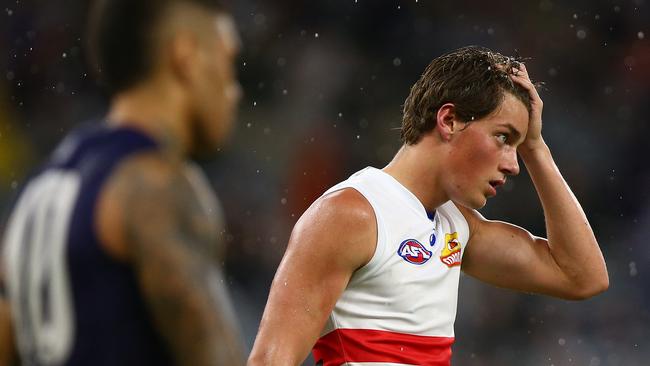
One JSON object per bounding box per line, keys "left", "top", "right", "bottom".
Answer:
{"left": 1, "top": 1, "right": 648, "bottom": 364}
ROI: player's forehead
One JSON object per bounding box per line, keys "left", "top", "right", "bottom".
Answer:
{"left": 488, "top": 93, "right": 528, "bottom": 126}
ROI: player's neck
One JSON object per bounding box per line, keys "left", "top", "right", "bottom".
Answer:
{"left": 383, "top": 141, "right": 448, "bottom": 211}
{"left": 106, "top": 80, "right": 191, "bottom": 160}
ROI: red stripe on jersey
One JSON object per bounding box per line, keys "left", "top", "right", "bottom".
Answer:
{"left": 312, "top": 328, "right": 454, "bottom": 365}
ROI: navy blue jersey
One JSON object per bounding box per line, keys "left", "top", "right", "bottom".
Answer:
{"left": 2, "top": 124, "right": 174, "bottom": 365}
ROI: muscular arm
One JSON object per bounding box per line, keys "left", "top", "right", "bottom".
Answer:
{"left": 459, "top": 167, "right": 607, "bottom": 300}
{"left": 97, "top": 153, "right": 244, "bottom": 365}
{"left": 248, "top": 188, "right": 376, "bottom": 366}
{"left": 461, "top": 64, "right": 608, "bottom": 300}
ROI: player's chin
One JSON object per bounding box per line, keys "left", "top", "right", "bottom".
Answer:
{"left": 471, "top": 191, "right": 490, "bottom": 208}
{"left": 470, "top": 198, "right": 487, "bottom": 209}
{"left": 454, "top": 194, "right": 487, "bottom": 210}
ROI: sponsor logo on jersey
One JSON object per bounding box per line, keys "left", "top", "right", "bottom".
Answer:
{"left": 397, "top": 239, "right": 432, "bottom": 265}
{"left": 440, "top": 232, "right": 462, "bottom": 267}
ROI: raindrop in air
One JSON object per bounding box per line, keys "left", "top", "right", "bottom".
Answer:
{"left": 629, "top": 262, "right": 638, "bottom": 277}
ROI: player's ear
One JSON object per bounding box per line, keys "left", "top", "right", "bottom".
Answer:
{"left": 436, "top": 103, "right": 464, "bottom": 141}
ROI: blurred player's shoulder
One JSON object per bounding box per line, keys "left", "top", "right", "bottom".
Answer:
{"left": 95, "top": 136, "right": 226, "bottom": 262}
{"left": 94, "top": 146, "right": 177, "bottom": 261}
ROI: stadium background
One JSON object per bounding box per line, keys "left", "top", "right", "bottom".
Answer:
{"left": 1, "top": 0, "right": 648, "bottom": 365}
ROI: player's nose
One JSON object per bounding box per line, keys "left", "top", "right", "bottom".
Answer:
{"left": 500, "top": 148, "right": 520, "bottom": 176}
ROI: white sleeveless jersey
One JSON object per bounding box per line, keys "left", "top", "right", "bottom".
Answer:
{"left": 312, "top": 167, "right": 470, "bottom": 366}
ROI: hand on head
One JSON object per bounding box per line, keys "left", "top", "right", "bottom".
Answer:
{"left": 509, "top": 63, "right": 545, "bottom": 152}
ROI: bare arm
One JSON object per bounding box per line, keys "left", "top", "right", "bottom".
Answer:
{"left": 248, "top": 189, "right": 376, "bottom": 366}
{"left": 461, "top": 64, "right": 608, "bottom": 300}
{"left": 97, "top": 153, "right": 244, "bottom": 365}
{"left": 0, "top": 290, "right": 19, "bottom": 366}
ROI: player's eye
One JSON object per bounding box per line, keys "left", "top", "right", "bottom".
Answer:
{"left": 495, "top": 133, "right": 508, "bottom": 144}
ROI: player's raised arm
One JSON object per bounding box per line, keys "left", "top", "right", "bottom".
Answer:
{"left": 460, "top": 64, "right": 608, "bottom": 300}
{"left": 248, "top": 188, "right": 377, "bottom": 366}
{"left": 96, "top": 152, "right": 245, "bottom": 366}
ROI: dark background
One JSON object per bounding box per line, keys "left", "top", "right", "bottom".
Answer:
{"left": 1, "top": 0, "right": 648, "bottom": 365}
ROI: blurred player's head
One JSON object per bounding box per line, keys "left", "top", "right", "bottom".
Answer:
{"left": 87, "top": 0, "right": 241, "bottom": 156}
{"left": 401, "top": 46, "right": 531, "bottom": 145}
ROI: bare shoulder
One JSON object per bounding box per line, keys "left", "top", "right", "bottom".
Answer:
{"left": 452, "top": 201, "right": 528, "bottom": 242}
{"left": 96, "top": 151, "right": 215, "bottom": 261}
{"left": 451, "top": 201, "right": 486, "bottom": 239}
{"left": 291, "top": 187, "right": 377, "bottom": 269}
{"left": 304, "top": 187, "right": 375, "bottom": 224}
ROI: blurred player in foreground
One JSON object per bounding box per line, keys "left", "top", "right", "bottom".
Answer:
{"left": 0, "top": 0, "right": 245, "bottom": 364}
{"left": 248, "top": 46, "right": 609, "bottom": 365}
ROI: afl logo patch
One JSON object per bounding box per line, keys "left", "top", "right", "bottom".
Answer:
{"left": 397, "top": 239, "right": 432, "bottom": 265}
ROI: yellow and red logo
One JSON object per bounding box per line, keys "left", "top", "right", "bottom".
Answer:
{"left": 440, "top": 232, "right": 462, "bottom": 268}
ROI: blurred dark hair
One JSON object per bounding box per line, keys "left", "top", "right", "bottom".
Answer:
{"left": 86, "top": 0, "right": 224, "bottom": 95}
{"left": 401, "top": 46, "right": 536, "bottom": 145}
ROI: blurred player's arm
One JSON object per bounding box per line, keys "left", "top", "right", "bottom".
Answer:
{"left": 0, "top": 278, "right": 19, "bottom": 366}
{"left": 248, "top": 189, "right": 376, "bottom": 366}
{"left": 97, "top": 152, "right": 244, "bottom": 366}
{"left": 460, "top": 64, "right": 608, "bottom": 300}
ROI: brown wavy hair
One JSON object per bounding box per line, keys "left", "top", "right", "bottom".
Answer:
{"left": 401, "top": 46, "right": 535, "bottom": 145}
